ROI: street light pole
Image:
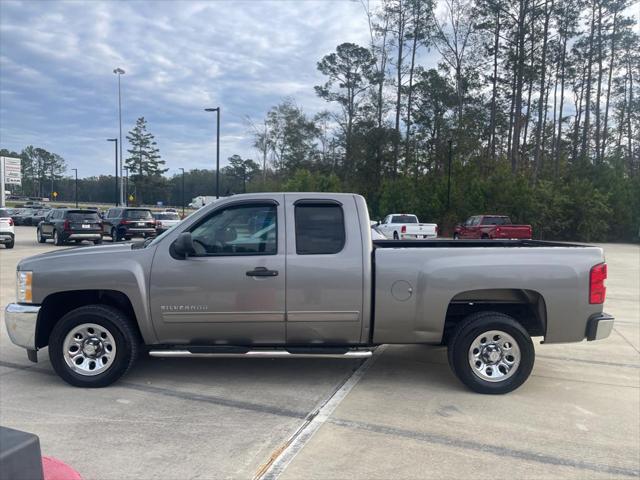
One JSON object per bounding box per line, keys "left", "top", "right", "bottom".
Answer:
{"left": 204, "top": 107, "right": 220, "bottom": 198}
{"left": 179, "top": 168, "right": 185, "bottom": 218}
{"left": 113, "top": 67, "right": 125, "bottom": 205}
{"left": 123, "top": 166, "right": 129, "bottom": 206}
{"left": 71, "top": 168, "right": 78, "bottom": 207}
{"left": 107, "top": 138, "right": 118, "bottom": 206}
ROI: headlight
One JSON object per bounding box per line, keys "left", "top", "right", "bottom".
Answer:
{"left": 17, "top": 271, "right": 33, "bottom": 303}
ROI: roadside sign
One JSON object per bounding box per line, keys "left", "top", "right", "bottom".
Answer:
{"left": 1, "top": 156, "right": 21, "bottom": 185}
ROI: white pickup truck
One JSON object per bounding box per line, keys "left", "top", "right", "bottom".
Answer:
{"left": 377, "top": 214, "right": 438, "bottom": 240}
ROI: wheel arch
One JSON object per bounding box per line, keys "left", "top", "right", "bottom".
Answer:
{"left": 442, "top": 288, "right": 547, "bottom": 344}
{"left": 36, "top": 290, "right": 144, "bottom": 349}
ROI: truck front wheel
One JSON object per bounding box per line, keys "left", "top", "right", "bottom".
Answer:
{"left": 48, "top": 305, "right": 139, "bottom": 388}
{"left": 447, "top": 312, "right": 534, "bottom": 394}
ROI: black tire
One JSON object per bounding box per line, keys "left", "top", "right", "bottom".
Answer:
{"left": 37, "top": 228, "right": 46, "bottom": 243}
{"left": 93, "top": 238, "right": 103, "bottom": 245}
{"left": 393, "top": 231, "right": 399, "bottom": 240}
{"left": 453, "top": 233, "right": 459, "bottom": 240}
{"left": 447, "top": 311, "right": 534, "bottom": 394}
{"left": 5, "top": 239, "right": 14, "bottom": 249}
{"left": 48, "top": 305, "right": 140, "bottom": 388}
{"left": 125, "top": 236, "right": 132, "bottom": 241}
{"left": 53, "top": 229, "right": 64, "bottom": 246}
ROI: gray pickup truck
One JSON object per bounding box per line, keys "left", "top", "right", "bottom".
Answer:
{"left": 5, "top": 193, "right": 614, "bottom": 394}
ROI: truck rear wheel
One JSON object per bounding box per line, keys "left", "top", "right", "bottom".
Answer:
{"left": 48, "top": 305, "right": 139, "bottom": 388}
{"left": 447, "top": 311, "right": 534, "bottom": 394}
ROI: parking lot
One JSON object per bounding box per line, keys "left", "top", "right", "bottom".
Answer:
{"left": 1, "top": 226, "right": 638, "bottom": 479}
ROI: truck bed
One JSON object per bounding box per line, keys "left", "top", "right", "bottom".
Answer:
{"left": 373, "top": 239, "right": 587, "bottom": 248}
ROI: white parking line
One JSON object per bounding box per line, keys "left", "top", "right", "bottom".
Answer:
{"left": 254, "top": 345, "right": 387, "bottom": 480}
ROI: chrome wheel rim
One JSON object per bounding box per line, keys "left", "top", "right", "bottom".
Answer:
{"left": 468, "top": 330, "right": 520, "bottom": 382}
{"left": 63, "top": 323, "right": 117, "bottom": 376}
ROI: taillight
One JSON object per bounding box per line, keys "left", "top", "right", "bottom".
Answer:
{"left": 401, "top": 225, "right": 407, "bottom": 234}
{"left": 589, "top": 263, "right": 607, "bottom": 304}
{"left": 63, "top": 219, "right": 70, "bottom": 231}
{"left": 8, "top": 218, "right": 13, "bottom": 226}
{"left": 496, "top": 227, "right": 501, "bottom": 234}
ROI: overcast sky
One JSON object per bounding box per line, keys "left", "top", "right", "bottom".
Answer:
{"left": 0, "top": 0, "right": 374, "bottom": 178}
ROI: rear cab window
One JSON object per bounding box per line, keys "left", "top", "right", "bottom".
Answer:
{"left": 125, "top": 209, "right": 153, "bottom": 220}
{"left": 155, "top": 213, "right": 180, "bottom": 220}
{"left": 66, "top": 210, "right": 101, "bottom": 222}
{"left": 482, "top": 216, "right": 512, "bottom": 225}
{"left": 295, "top": 202, "right": 345, "bottom": 255}
{"left": 391, "top": 215, "right": 418, "bottom": 224}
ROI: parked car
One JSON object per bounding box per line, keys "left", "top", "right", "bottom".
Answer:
{"left": 13, "top": 208, "right": 36, "bottom": 226}
{"left": 5, "top": 193, "right": 613, "bottom": 394}
{"left": 37, "top": 209, "right": 103, "bottom": 246}
{"left": 28, "top": 208, "right": 50, "bottom": 226}
{"left": 0, "top": 208, "right": 15, "bottom": 248}
{"left": 153, "top": 211, "right": 181, "bottom": 234}
{"left": 102, "top": 207, "right": 156, "bottom": 242}
{"left": 454, "top": 215, "right": 532, "bottom": 240}
{"left": 377, "top": 214, "right": 438, "bottom": 240}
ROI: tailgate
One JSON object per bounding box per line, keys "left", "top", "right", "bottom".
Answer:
{"left": 496, "top": 226, "right": 532, "bottom": 239}
{"left": 405, "top": 224, "right": 437, "bottom": 236}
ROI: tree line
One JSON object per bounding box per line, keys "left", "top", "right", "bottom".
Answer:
{"left": 3, "top": 0, "right": 638, "bottom": 241}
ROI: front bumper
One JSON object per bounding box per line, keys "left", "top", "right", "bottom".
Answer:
{"left": 4, "top": 303, "right": 40, "bottom": 350}
{"left": 586, "top": 312, "right": 615, "bottom": 341}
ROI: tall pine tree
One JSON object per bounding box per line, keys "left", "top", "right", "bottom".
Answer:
{"left": 125, "top": 117, "right": 167, "bottom": 204}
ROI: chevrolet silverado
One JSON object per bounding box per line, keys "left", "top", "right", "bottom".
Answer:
{"left": 5, "top": 193, "right": 613, "bottom": 394}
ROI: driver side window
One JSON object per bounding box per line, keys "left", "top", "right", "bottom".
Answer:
{"left": 190, "top": 203, "right": 277, "bottom": 256}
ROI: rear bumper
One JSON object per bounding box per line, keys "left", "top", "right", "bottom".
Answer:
{"left": 124, "top": 228, "right": 156, "bottom": 236}
{"left": 66, "top": 232, "right": 102, "bottom": 240}
{"left": 0, "top": 232, "right": 14, "bottom": 243}
{"left": 4, "top": 303, "right": 40, "bottom": 350}
{"left": 586, "top": 312, "right": 615, "bottom": 341}
{"left": 400, "top": 234, "right": 437, "bottom": 240}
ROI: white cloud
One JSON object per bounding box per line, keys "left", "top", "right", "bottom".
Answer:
{"left": 0, "top": 0, "right": 373, "bottom": 176}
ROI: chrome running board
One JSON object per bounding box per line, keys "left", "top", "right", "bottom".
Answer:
{"left": 148, "top": 349, "right": 373, "bottom": 359}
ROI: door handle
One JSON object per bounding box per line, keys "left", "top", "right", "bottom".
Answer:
{"left": 246, "top": 267, "right": 279, "bottom": 277}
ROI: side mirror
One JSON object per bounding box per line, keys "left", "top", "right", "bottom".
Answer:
{"left": 172, "top": 232, "right": 196, "bottom": 259}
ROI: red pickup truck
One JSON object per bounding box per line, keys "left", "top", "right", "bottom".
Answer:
{"left": 453, "top": 215, "right": 532, "bottom": 240}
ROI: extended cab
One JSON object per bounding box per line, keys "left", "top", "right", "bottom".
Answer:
{"left": 5, "top": 193, "right": 613, "bottom": 394}
{"left": 454, "top": 215, "right": 532, "bottom": 240}
{"left": 377, "top": 214, "right": 438, "bottom": 240}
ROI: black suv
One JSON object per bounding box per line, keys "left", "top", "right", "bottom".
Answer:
{"left": 37, "top": 209, "right": 103, "bottom": 246}
{"left": 102, "top": 207, "right": 156, "bottom": 242}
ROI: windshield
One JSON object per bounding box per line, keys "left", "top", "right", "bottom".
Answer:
{"left": 67, "top": 211, "right": 100, "bottom": 222}
{"left": 391, "top": 215, "right": 418, "bottom": 224}
{"left": 0, "top": 209, "right": 11, "bottom": 217}
{"left": 125, "top": 209, "right": 153, "bottom": 220}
